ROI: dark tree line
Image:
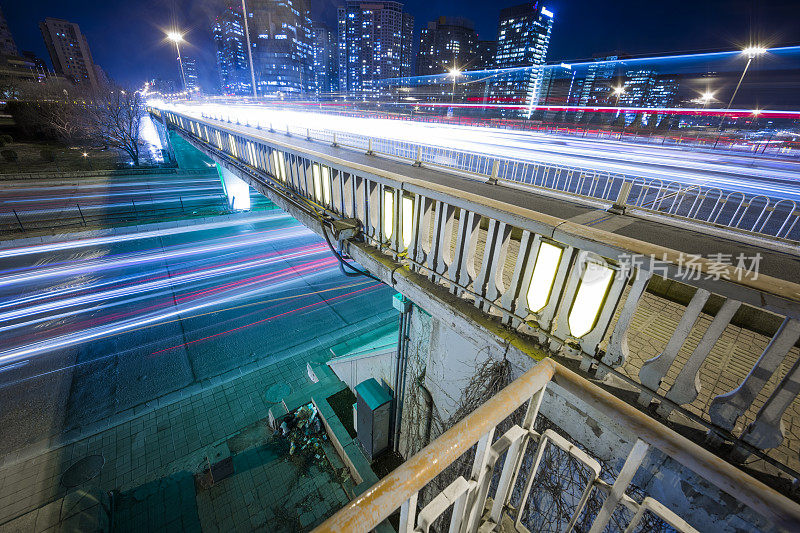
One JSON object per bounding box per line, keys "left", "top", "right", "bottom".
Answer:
{"left": 6, "top": 79, "right": 147, "bottom": 165}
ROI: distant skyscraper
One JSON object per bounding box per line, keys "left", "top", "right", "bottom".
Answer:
{"left": 249, "top": 0, "right": 314, "bottom": 96}
{"left": 39, "top": 18, "right": 101, "bottom": 90}
{"left": 574, "top": 56, "right": 623, "bottom": 108}
{"left": 473, "top": 40, "right": 497, "bottom": 70}
{"left": 416, "top": 17, "right": 478, "bottom": 76}
{"left": 182, "top": 56, "right": 199, "bottom": 91}
{"left": 337, "top": 1, "right": 414, "bottom": 97}
{"left": 490, "top": 2, "right": 553, "bottom": 116}
{"left": 313, "top": 23, "right": 338, "bottom": 97}
{"left": 0, "top": 6, "right": 18, "bottom": 57}
{"left": 213, "top": 2, "right": 251, "bottom": 95}
{"left": 619, "top": 69, "right": 679, "bottom": 108}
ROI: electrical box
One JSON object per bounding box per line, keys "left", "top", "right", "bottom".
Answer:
{"left": 355, "top": 378, "right": 392, "bottom": 461}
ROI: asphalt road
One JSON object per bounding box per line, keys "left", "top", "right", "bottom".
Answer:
{"left": 0, "top": 209, "right": 393, "bottom": 454}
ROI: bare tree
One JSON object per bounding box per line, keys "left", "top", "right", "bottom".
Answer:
{"left": 89, "top": 85, "right": 146, "bottom": 166}
{"left": 8, "top": 80, "right": 93, "bottom": 144}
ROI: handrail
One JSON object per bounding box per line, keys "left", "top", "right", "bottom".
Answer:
{"left": 315, "top": 360, "right": 556, "bottom": 533}
{"left": 314, "top": 359, "right": 800, "bottom": 532}
{"left": 160, "top": 110, "right": 800, "bottom": 310}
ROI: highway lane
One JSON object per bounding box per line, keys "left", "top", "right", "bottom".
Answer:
{"left": 167, "top": 104, "right": 800, "bottom": 202}
{"left": 0, "top": 209, "right": 393, "bottom": 455}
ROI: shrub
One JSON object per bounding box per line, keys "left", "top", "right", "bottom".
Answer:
{"left": 0, "top": 134, "right": 12, "bottom": 144}
{"left": 1, "top": 149, "right": 18, "bottom": 162}
{"left": 0, "top": 139, "right": 4, "bottom": 148}
{"left": 40, "top": 148, "right": 56, "bottom": 162}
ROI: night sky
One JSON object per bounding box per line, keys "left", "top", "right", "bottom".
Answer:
{"left": 4, "top": 0, "right": 799, "bottom": 89}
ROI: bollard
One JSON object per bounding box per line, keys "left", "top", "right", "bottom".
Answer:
{"left": 367, "top": 138, "right": 374, "bottom": 155}
{"left": 332, "top": 132, "right": 338, "bottom": 147}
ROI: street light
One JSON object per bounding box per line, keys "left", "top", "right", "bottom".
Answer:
{"left": 448, "top": 67, "right": 462, "bottom": 103}
{"left": 717, "top": 45, "right": 767, "bottom": 137}
{"left": 612, "top": 85, "right": 625, "bottom": 105}
{"left": 241, "top": 0, "right": 258, "bottom": 98}
{"left": 166, "top": 31, "right": 188, "bottom": 92}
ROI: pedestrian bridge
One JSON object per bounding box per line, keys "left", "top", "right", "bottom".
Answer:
{"left": 150, "top": 106, "right": 800, "bottom": 532}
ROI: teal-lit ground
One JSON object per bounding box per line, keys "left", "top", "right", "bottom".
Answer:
{"left": 0, "top": 139, "right": 396, "bottom": 531}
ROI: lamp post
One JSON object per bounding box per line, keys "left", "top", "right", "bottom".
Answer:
{"left": 166, "top": 31, "right": 188, "bottom": 92}
{"left": 715, "top": 45, "right": 766, "bottom": 147}
{"left": 241, "top": 0, "right": 258, "bottom": 98}
{"left": 448, "top": 67, "right": 462, "bottom": 104}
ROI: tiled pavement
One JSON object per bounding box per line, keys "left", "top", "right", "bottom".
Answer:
{"left": 599, "top": 288, "right": 800, "bottom": 473}
{"left": 0, "top": 310, "right": 394, "bottom": 532}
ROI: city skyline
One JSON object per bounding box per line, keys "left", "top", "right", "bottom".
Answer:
{"left": 1, "top": 0, "right": 798, "bottom": 91}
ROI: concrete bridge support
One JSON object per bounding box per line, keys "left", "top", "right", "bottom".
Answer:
{"left": 215, "top": 160, "right": 252, "bottom": 210}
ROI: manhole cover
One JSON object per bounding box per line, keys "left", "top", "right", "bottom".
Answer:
{"left": 265, "top": 383, "right": 291, "bottom": 404}
{"left": 61, "top": 454, "right": 105, "bottom": 488}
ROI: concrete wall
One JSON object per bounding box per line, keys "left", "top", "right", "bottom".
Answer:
{"left": 400, "top": 310, "right": 773, "bottom": 531}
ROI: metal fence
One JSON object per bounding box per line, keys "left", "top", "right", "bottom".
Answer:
{"left": 0, "top": 194, "right": 230, "bottom": 234}
{"left": 200, "top": 111, "right": 800, "bottom": 243}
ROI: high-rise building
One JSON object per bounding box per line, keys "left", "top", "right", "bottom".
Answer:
{"left": 249, "top": 0, "right": 314, "bottom": 96}
{"left": 313, "top": 23, "right": 338, "bottom": 97}
{"left": 619, "top": 69, "right": 679, "bottom": 108}
{"left": 574, "top": 56, "right": 624, "bottom": 108}
{"left": 213, "top": 2, "right": 251, "bottom": 95}
{"left": 490, "top": 2, "right": 553, "bottom": 116}
{"left": 182, "top": 56, "right": 199, "bottom": 91}
{"left": 214, "top": 0, "right": 316, "bottom": 96}
{"left": 337, "top": 1, "right": 414, "bottom": 97}
{"left": 0, "top": 6, "right": 18, "bottom": 57}
{"left": 473, "top": 40, "right": 497, "bottom": 70}
{"left": 39, "top": 18, "right": 101, "bottom": 91}
{"left": 416, "top": 17, "right": 478, "bottom": 76}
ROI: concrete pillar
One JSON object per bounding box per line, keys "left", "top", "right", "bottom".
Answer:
{"left": 217, "top": 163, "right": 251, "bottom": 210}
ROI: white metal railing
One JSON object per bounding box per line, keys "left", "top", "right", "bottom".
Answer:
{"left": 313, "top": 359, "right": 800, "bottom": 532}
{"left": 157, "top": 108, "right": 800, "bottom": 475}
{"left": 198, "top": 109, "right": 800, "bottom": 243}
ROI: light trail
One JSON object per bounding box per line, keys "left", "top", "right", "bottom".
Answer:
{"left": 0, "top": 244, "right": 329, "bottom": 324}
{"left": 0, "top": 210, "right": 288, "bottom": 260}
{"left": 0, "top": 254, "right": 345, "bottom": 366}
{"left": 168, "top": 103, "right": 800, "bottom": 201}
{"left": 3, "top": 186, "right": 222, "bottom": 204}
{"left": 150, "top": 283, "right": 381, "bottom": 355}
{"left": 0, "top": 280, "right": 376, "bottom": 384}
{"left": 0, "top": 221, "right": 300, "bottom": 285}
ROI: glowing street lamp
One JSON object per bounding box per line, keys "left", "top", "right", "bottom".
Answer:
{"left": 612, "top": 85, "right": 626, "bottom": 105}
{"left": 717, "top": 45, "right": 766, "bottom": 135}
{"left": 449, "top": 67, "right": 462, "bottom": 103}
{"left": 166, "top": 31, "right": 188, "bottom": 92}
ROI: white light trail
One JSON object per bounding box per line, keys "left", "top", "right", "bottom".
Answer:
{"left": 0, "top": 211, "right": 288, "bottom": 260}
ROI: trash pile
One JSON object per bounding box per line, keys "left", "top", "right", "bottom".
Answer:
{"left": 277, "top": 403, "right": 325, "bottom": 459}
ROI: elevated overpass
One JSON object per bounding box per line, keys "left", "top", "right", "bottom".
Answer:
{"left": 151, "top": 105, "right": 800, "bottom": 532}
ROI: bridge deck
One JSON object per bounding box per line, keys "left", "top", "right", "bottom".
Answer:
{"left": 217, "top": 119, "right": 800, "bottom": 282}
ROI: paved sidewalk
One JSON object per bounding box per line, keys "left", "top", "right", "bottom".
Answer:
{"left": 0, "top": 310, "right": 394, "bottom": 532}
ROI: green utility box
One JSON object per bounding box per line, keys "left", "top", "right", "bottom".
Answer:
{"left": 355, "top": 378, "right": 392, "bottom": 461}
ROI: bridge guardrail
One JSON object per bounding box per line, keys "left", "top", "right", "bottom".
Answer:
{"left": 158, "top": 107, "right": 800, "bottom": 480}
{"left": 314, "top": 359, "right": 800, "bottom": 532}
{"left": 197, "top": 109, "right": 800, "bottom": 244}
